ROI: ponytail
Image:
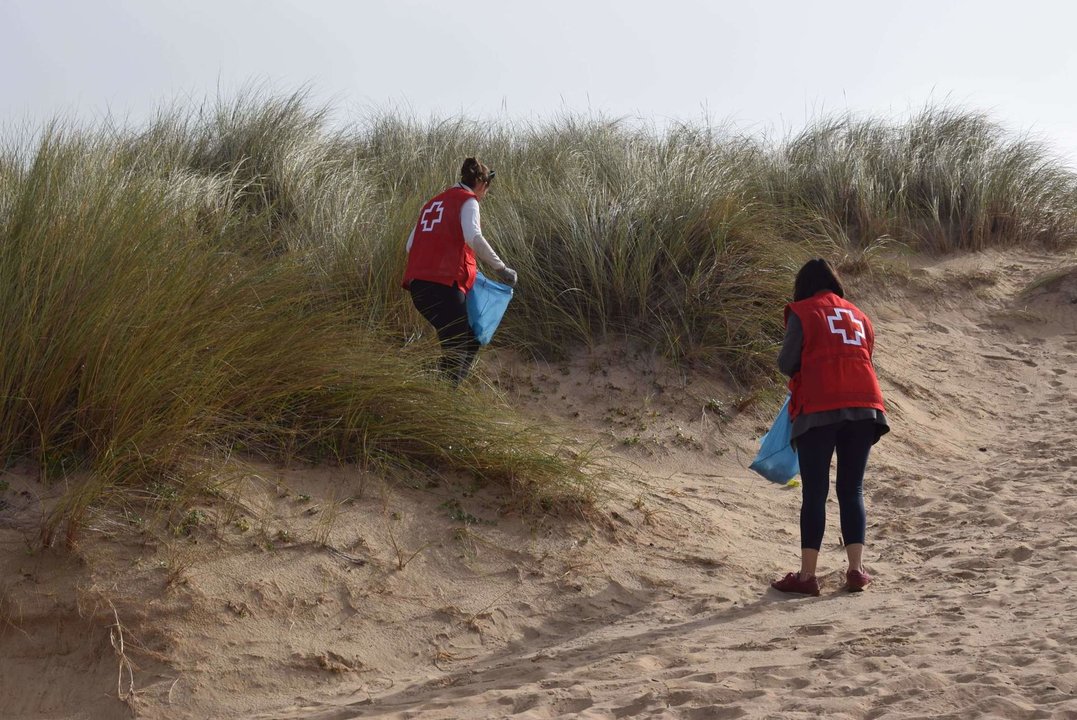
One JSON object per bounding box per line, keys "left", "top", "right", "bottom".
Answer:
{"left": 460, "top": 157, "right": 492, "bottom": 188}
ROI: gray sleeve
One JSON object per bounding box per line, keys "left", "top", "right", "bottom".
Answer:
{"left": 777, "top": 313, "right": 803, "bottom": 377}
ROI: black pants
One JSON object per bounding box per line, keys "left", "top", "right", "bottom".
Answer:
{"left": 797, "top": 419, "right": 875, "bottom": 551}
{"left": 409, "top": 279, "right": 480, "bottom": 385}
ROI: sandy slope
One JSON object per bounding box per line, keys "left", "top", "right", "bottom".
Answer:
{"left": 1, "top": 249, "right": 1075, "bottom": 719}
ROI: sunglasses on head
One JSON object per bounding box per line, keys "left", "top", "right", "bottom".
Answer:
{"left": 486, "top": 170, "right": 496, "bottom": 183}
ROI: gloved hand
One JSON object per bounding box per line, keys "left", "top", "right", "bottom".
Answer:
{"left": 495, "top": 266, "right": 518, "bottom": 287}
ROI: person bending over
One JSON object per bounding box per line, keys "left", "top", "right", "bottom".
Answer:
{"left": 771, "top": 258, "right": 889, "bottom": 596}
{"left": 402, "top": 157, "right": 517, "bottom": 385}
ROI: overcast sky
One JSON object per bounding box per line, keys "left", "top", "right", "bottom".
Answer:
{"left": 3, "top": 0, "right": 1076, "bottom": 165}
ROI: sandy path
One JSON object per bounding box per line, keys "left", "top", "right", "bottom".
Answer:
{"left": 263, "top": 254, "right": 1077, "bottom": 719}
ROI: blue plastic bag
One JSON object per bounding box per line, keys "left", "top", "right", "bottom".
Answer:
{"left": 466, "top": 271, "right": 514, "bottom": 345}
{"left": 749, "top": 395, "right": 800, "bottom": 484}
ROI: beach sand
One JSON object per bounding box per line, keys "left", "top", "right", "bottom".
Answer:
{"left": 1, "top": 248, "right": 1075, "bottom": 719}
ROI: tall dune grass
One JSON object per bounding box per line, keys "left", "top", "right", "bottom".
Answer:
{"left": 765, "top": 107, "right": 1077, "bottom": 251}
{"left": 0, "top": 122, "right": 591, "bottom": 541}
{"left": 2, "top": 92, "right": 1075, "bottom": 536}
{"left": 486, "top": 121, "right": 796, "bottom": 372}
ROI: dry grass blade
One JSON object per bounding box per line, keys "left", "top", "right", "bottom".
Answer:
{"left": 108, "top": 601, "right": 136, "bottom": 702}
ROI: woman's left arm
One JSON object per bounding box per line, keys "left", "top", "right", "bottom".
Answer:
{"left": 460, "top": 199, "right": 507, "bottom": 270}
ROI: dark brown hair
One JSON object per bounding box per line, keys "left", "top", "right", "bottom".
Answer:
{"left": 460, "top": 157, "right": 492, "bottom": 188}
{"left": 793, "top": 258, "right": 845, "bottom": 302}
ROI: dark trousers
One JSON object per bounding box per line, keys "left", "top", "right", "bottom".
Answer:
{"left": 797, "top": 419, "right": 875, "bottom": 551}
{"left": 409, "top": 279, "right": 480, "bottom": 386}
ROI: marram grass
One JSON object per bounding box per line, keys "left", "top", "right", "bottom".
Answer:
{"left": 2, "top": 93, "right": 1075, "bottom": 538}
{"left": 0, "top": 124, "right": 591, "bottom": 541}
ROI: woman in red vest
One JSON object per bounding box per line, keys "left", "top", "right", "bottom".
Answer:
{"left": 771, "top": 259, "right": 889, "bottom": 596}
{"left": 402, "top": 158, "right": 517, "bottom": 385}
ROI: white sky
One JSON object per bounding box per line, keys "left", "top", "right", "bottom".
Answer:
{"left": 3, "top": 0, "right": 1076, "bottom": 165}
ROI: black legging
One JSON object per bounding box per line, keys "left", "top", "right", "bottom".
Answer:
{"left": 797, "top": 419, "right": 875, "bottom": 551}
{"left": 409, "top": 279, "right": 480, "bottom": 385}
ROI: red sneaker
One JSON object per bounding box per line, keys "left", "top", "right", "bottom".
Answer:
{"left": 846, "top": 568, "right": 872, "bottom": 591}
{"left": 771, "top": 572, "right": 820, "bottom": 596}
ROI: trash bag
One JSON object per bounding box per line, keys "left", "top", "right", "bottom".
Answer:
{"left": 466, "top": 271, "right": 514, "bottom": 345}
{"left": 749, "top": 395, "right": 800, "bottom": 484}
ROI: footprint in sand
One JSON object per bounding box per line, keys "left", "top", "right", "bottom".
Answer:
{"left": 795, "top": 623, "right": 836, "bottom": 637}
{"left": 611, "top": 691, "right": 664, "bottom": 718}
{"left": 551, "top": 697, "right": 595, "bottom": 715}
{"left": 994, "top": 545, "right": 1034, "bottom": 562}
{"left": 681, "top": 706, "right": 751, "bottom": 720}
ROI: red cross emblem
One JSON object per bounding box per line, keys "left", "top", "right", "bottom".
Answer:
{"left": 826, "top": 308, "right": 866, "bottom": 346}
{"left": 420, "top": 201, "right": 445, "bottom": 232}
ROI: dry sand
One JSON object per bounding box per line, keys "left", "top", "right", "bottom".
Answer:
{"left": 1, "top": 249, "right": 1075, "bottom": 719}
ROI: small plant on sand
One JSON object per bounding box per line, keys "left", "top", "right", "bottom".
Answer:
{"left": 311, "top": 494, "right": 344, "bottom": 547}
{"left": 175, "top": 509, "right": 206, "bottom": 537}
{"left": 440, "top": 498, "right": 493, "bottom": 526}
{"left": 383, "top": 509, "right": 433, "bottom": 571}
{"left": 632, "top": 493, "right": 661, "bottom": 526}
{"left": 703, "top": 398, "right": 727, "bottom": 416}
{"left": 161, "top": 541, "right": 199, "bottom": 587}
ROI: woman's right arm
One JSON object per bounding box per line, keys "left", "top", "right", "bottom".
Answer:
{"left": 777, "top": 314, "right": 803, "bottom": 377}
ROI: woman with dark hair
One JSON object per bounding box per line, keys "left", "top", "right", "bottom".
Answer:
{"left": 771, "top": 258, "right": 889, "bottom": 596}
{"left": 402, "top": 158, "right": 517, "bottom": 385}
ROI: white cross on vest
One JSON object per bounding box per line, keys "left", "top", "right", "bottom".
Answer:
{"left": 826, "top": 308, "right": 866, "bottom": 346}
{"left": 420, "top": 201, "right": 445, "bottom": 232}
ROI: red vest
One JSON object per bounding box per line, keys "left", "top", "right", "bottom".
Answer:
{"left": 402, "top": 186, "right": 478, "bottom": 291}
{"left": 784, "top": 292, "right": 885, "bottom": 420}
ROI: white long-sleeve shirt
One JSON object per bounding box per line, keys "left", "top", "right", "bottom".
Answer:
{"left": 405, "top": 184, "right": 506, "bottom": 270}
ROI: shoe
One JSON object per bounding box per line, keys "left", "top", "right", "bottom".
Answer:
{"left": 846, "top": 568, "right": 873, "bottom": 592}
{"left": 771, "top": 572, "right": 820, "bottom": 596}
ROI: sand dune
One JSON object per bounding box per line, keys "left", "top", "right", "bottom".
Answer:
{"left": 1, "top": 249, "right": 1075, "bottom": 719}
